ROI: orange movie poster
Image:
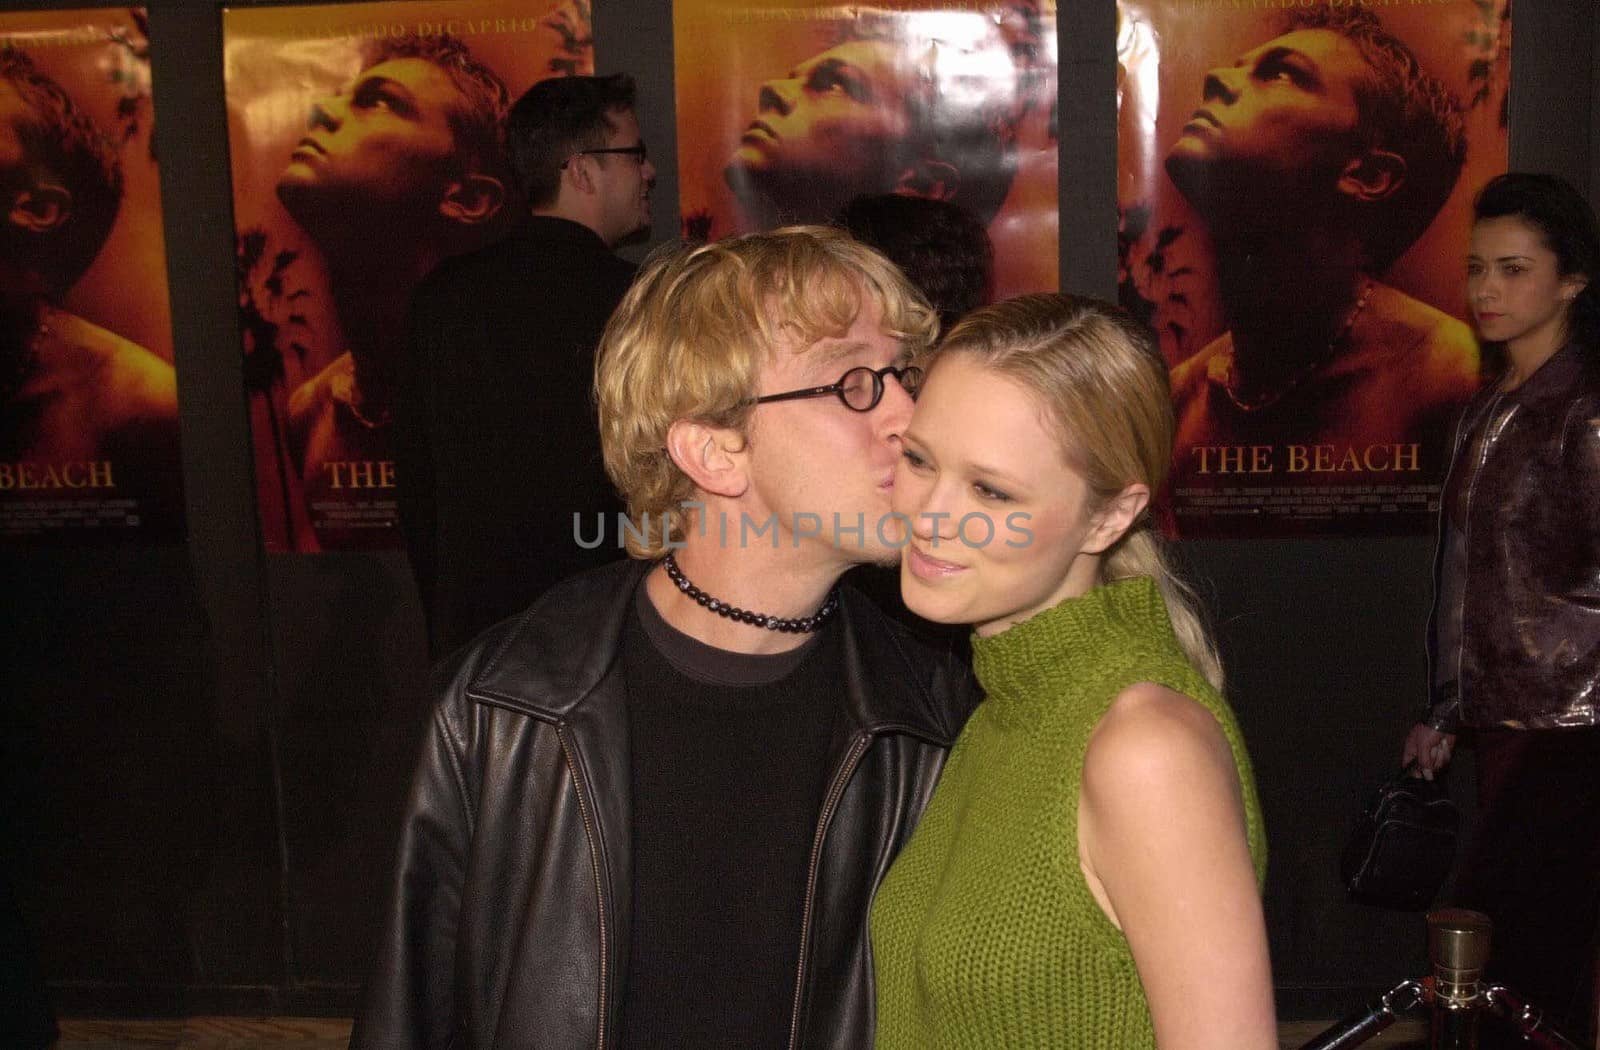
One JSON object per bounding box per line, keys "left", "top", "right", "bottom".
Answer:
{"left": 0, "top": 8, "right": 183, "bottom": 545}
{"left": 1117, "top": 0, "right": 1510, "bottom": 538}
{"left": 223, "top": 0, "right": 593, "bottom": 552}
{"left": 675, "top": 0, "right": 1059, "bottom": 300}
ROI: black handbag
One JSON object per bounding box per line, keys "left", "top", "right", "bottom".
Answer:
{"left": 1339, "top": 767, "right": 1459, "bottom": 910}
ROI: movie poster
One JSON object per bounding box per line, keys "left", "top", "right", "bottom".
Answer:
{"left": 223, "top": 0, "right": 593, "bottom": 553}
{"left": 675, "top": 0, "right": 1059, "bottom": 300}
{"left": 0, "top": 8, "right": 184, "bottom": 545}
{"left": 1117, "top": 0, "right": 1510, "bottom": 538}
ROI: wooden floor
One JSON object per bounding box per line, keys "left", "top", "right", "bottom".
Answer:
{"left": 57, "top": 1018, "right": 350, "bottom": 1050}
{"left": 53, "top": 1016, "right": 1430, "bottom": 1049}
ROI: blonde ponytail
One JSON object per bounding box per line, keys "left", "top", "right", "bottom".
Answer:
{"left": 1105, "top": 529, "right": 1224, "bottom": 691}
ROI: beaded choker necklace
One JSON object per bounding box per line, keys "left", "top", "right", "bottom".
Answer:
{"left": 662, "top": 552, "right": 838, "bottom": 634}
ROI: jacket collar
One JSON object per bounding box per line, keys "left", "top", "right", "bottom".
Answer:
{"left": 511, "top": 213, "right": 613, "bottom": 252}
{"left": 1505, "top": 339, "right": 1593, "bottom": 406}
{"left": 466, "top": 558, "right": 964, "bottom": 744}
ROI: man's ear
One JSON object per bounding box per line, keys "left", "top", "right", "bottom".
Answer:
{"left": 439, "top": 173, "right": 506, "bottom": 227}
{"left": 1337, "top": 148, "right": 1406, "bottom": 204}
{"left": 893, "top": 158, "right": 960, "bottom": 203}
{"left": 7, "top": 184, "right": 71, "bottom": 235}
{"left": 665, "top": 418, "right": 749, "bottom": 500}
{"left": 1082, "top": 482, "right": 1151, "bottom": 556}
{"left": 562, "top": 154, "right": 598, "bottom": 198}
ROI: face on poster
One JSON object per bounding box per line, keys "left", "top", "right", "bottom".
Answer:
{"left": 223, "top": 0, "right": 593, "bottom": 553}
{"left": 1117, "top": 0, "right": 1510, "bottom": 538}
{"left": 674, "top": 0, "right": 1059, "bottom": 300}
{"left": 0, "top": 7, "right": 183, "bottom": 546}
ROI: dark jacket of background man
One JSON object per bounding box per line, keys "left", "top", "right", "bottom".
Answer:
{"left": 396, "top": 74, "right": 655, "bottom": 658}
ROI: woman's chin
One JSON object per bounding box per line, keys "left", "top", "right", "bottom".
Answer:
{"left": 899, "top": 580, "right": 970, "bottom": 626}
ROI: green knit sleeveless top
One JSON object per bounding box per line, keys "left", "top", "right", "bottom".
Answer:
{"left": 870, "top": 576, "right": 1266, "bottom": 1049}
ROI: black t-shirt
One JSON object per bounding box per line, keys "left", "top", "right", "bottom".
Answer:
{"left": 617, "top": 585, "right": 841, "bottom": 1050}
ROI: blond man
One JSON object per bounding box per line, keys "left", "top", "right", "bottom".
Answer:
{"left": 355, "top": 226, "right": 976, "bottom": 1050}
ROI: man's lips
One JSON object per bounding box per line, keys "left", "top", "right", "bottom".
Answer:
{"left": 291, "top": 137, "right": 327, "bottom": 158}
{"left": 742, "top": 120, "right": 778, "bottom": 143}
{"left": 1476, "top": 311, "right": 1504, "bottom": 322}
{"left": 1185, "top": 108, "right": 1222, "bottom": 130}
{"left": 907, "top": 544, "right": 965, "bottom": 580}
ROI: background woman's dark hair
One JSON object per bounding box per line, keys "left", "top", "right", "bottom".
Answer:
{"left": 837, "top": 194, "right": 994, "bottom": 332}
{"left": 1473, "top": 172, "right": 1600, "bottom": 348}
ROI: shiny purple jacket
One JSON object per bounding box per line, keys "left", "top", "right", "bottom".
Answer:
{"left": 1428, "top": 339, "right": 1600, "bottom": 732}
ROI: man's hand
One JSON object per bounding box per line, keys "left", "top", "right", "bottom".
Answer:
{"left": 1401, "top": 723, "right": 1456, "bottom": 779}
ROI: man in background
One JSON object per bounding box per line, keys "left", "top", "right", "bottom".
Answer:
{"left": 838, "top": 193, "right": 993, "bottom": 331}
{"left": 397, "top": 73, "right": 652, "bottom": 656}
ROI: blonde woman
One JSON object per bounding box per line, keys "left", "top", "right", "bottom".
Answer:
{"left": 872, "top": 294, "right": 1274, "bottom": 1049}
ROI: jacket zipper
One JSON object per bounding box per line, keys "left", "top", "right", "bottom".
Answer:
{"left": 1425, "top": 411, "right": 1465, "bottom": 720}
{"left": 557, "top": 727, "right": 610, "bottom": 1050}
{"left": 787, "top": 731, "right": 871, "bottom": 1050}
{"left": 1446, "top": 388, "right": 1516, "bottom": 717}
{"left": 1452, "top": 393, "right": 1513, "bottom": 712}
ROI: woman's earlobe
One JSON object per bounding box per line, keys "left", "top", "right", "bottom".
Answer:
{"left": 1085, "top": 483, "right": 1152, "bottom": 554}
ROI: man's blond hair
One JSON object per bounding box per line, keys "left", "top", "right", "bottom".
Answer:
{"left": 595, "top": 225, "right": 936, "bottom": 557}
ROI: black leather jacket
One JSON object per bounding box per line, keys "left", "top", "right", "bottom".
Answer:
{"left": 1427, "top": 339, "right": 1600, "bottom": 732}
{"left": 351, "top": 559, "right": 977, "bottom": 1050}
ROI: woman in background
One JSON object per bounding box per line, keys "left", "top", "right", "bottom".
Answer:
{"left": 871, "top": 294, "right": 1274, "bottom": 1049}
{"left": 1404, "top": 172, "right": 1600, "bottom": 1048}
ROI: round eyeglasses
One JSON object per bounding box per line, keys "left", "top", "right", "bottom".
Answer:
{"left": 752, "top": 364, "right": 924, "bottom": 413}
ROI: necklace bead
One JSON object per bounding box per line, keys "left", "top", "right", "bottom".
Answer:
{"left": 663, "top": 552, "right": 838, "bottom": 634}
